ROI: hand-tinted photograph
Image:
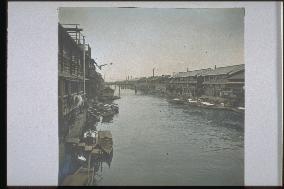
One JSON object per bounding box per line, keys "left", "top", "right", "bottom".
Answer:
{"left": 58, "top": 7, "right": 245, "bottom": 186}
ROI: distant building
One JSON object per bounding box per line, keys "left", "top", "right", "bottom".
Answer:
{"left": 167, "top": 68, "right": 212, "bottom": 98}
{"left": 201, "top": 64, "right": 244, "bottom": 103}
{"left": 117, "top": 64, "right": 244, "bottom": 106}
{"left": 220, "top": 66, "right": 245, "bottom": 106}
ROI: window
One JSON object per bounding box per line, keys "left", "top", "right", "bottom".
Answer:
{"left": 63, "top": 81, "right": 69, "bottom": 95}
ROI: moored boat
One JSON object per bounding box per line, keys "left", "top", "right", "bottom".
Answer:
{"left": 187, "top": 98, "right": 199, "bottom": 106}
{"left": 168, "top": 98, "right": 185, "bottom": 104}
{"left": 97, "top": 131, "right": 113, "bottom": 154}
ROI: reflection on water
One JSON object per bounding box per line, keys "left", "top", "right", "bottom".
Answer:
{"left": 60, "top": 87, "right": 244, "bottom": 186}
{"left": 95, "top": 88, "right": 244, "bottom": 186}
{"left": 89, "top": 150, "right": 113, "bottom": 185}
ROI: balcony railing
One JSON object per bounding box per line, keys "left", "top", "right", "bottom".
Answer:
{"left": 59, "top": 53, "right": 83, "bottom": 79}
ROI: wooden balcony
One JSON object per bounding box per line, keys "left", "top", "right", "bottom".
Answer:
{"left": 59, "top": 54, "right": 84, "bottom": 80}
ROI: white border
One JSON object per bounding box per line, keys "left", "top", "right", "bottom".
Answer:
{"left": 7, "top": 1, "right": 282, "bottom": 186}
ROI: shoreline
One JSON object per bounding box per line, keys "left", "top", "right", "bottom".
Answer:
{"left": 134, "top": 89, "right": 245, "bottom": 114}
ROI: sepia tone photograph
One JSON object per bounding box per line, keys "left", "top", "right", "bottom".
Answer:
{"left": 58, "top": 7, "right": 245, "bottom": 186}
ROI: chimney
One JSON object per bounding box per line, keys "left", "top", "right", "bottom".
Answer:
{"left": 214, "top": 65, "right": 217, "bottom": 69}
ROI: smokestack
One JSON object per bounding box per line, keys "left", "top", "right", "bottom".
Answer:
{"left": 187, "top": 68, "right": 189, "bottom": 72}
{"left": 153, "top": 68, "right": 155, "bottom": 77}
{"left": 214, "top": 65, "right": 217, "bottom": 69}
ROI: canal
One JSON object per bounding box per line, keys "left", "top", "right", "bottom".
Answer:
{"left": 96, "top": 88, "right": 244, "bottom": 186}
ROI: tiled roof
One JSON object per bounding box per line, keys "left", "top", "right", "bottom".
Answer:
{"left": 172, "top": 68, "right": 212, "bottom": 78}
{"left": 227, "top": 70, "right": 244, "bottom": 80}
{"left": 203, "top": 64, "right": 244, "bottom": 76}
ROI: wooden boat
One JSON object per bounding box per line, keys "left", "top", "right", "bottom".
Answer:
{"left": 101, "top": 110, "right": 115, "bottom": 118}
{"left": 110, "top": 104, "right": 119, "bottom": 113}
{"left": 97, "top": 131, "right": 113, "bottom": 154}
{"left": 61, "top": 167, "right": 90, "bottom": 186}
{"left": 187, "top": 99, "right": 199, "bottom": 106}
{"left": 168, "top": 98, "right": 185, "bottom": 104}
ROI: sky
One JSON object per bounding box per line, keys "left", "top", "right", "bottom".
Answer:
{"left": 59, "top": 7, "right": 244, "bottom": 82}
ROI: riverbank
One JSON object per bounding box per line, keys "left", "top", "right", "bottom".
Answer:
{"left": 59, "top": 98, "right": 119, "bottom": 186}
{"left": 140, "top": 89, "right": 244, "bottom": 114}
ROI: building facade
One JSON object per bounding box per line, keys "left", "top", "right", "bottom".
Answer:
{"left": 58, "top": 23, "right": 104, "bottom": 139}
{"left": 201, "top": 64, "right": 244, "bottom": 105}
{"left": 122, "top": 64, "right": 244, "bottom": 107}
{"left": 166, "top": 69, "right": 212, "bottom": 98}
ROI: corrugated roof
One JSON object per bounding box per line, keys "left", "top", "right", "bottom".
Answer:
{"left": 203, "top": 64, "right": 244, "bottom": 76}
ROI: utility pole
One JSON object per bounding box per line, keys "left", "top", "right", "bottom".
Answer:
{"left": 83, "top": 35, "right": 86, "bottom": 97}
{"left": 153, "top": 68, "right": 155, "bottom": 77}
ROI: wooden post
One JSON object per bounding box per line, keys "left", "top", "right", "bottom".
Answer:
{"left": 118, "top": 85, "right": 121, "bottom": 97}
{"left": 91, "top": 165, "right": 95, "bottom": 185}
{"left": 87, "top": 153, "right": 91, "bottom": 184}
{"left": 75, "top": 25, "right": 78, "bottom": 44}
{"left": 100, "top": 156, "right": 103, "bottom": 173}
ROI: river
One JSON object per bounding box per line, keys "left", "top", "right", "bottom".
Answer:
{"left": 95, "top": 88, "right": 244, "bottom": 186}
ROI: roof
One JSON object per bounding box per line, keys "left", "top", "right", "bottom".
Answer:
{"left": 103, "top": 87, "right": 114, "bottom": 92}
{"left": 151, "top": 75, "right": 171, "bottom": 81}
{"left": 203, "top": 64, "right": 244, "bottom": 76}
{"left": 172, "top": 68, "right": 212, "bottom": 78}
{"left": 227, "top": 70, "right": 244, "bottom": 80}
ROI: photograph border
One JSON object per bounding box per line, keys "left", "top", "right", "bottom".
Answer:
{"left": 6, "top": 1, "right": 283, "bottom": 186}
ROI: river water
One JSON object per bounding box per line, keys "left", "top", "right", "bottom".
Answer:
{"left": 96, "top": 88, "right": 244, "bottom": 186}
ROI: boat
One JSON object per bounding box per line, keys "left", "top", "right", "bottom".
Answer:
{"left": 112, "top": 96, "right": 120, "bottom": 100}
{"left": 97, "top": 131, "right": 113, "bottom": 154}
{"left": 236, "top": 107, "right": 245, "bottom": 113}
{"left": 99, "top": 87, "right": 115, "bottom": 101}
{"left": 187, "top": 98, "right": 199, "bottom": 106}
{"left": 110, "top": 104, "right": 119, "bottom": 113}
{"left": 61, "top": 166, "right": 90, "bottom": 186}
{"left": 200, "top": 101, "right": 215, "bottom": 106}
{"left": 168, "top": 98, "right": 185, "bottom": 104}
{"left": 101, "top": 109, "right": 115, "bottom": 118}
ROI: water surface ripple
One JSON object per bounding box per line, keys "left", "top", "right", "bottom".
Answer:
{"left": 96, "top": 89, "right": 244, "bottom": 186}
